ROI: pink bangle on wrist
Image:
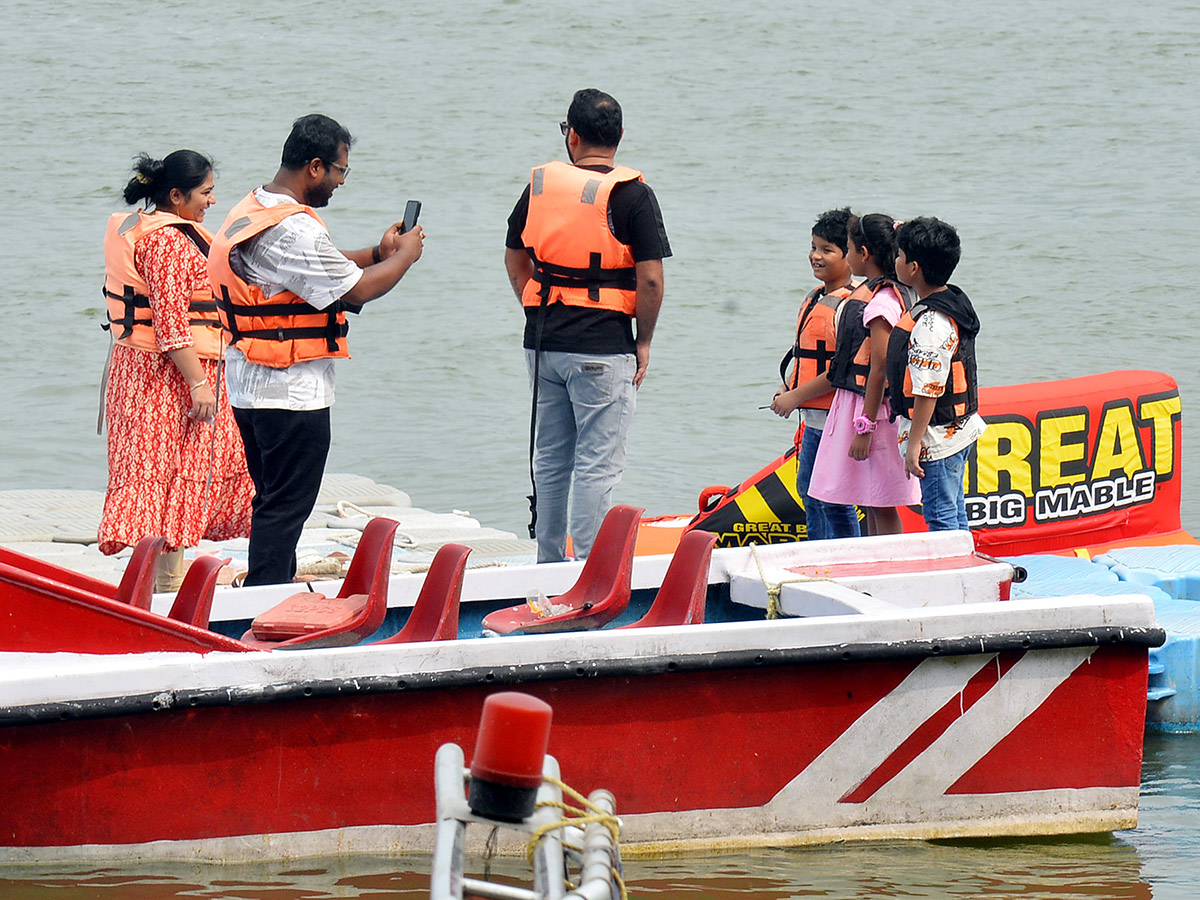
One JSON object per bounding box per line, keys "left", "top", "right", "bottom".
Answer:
{"left": 852, "top": 415, "right": 876, "bottom": 435}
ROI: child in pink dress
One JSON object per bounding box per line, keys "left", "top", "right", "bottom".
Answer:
{"left": 808, "top": 213, "right": 920, "bottom": 535}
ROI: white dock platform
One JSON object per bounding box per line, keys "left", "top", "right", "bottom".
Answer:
{"left": 0, "top": 473, "right": 536, "bottom": 585}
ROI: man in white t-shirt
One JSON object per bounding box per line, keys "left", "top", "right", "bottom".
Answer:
{"left": 211, "top": 114, "right": 424, "bottom": 586}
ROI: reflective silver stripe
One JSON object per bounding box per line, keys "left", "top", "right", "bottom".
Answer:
{"left": 224, "top": 216, "right": 252, "bottom": 239}
{"left": 580, "top": 179, "right": 601, "bottom": 204}
{"left": 117, "top": 213, "right": 141, "bottom": 236}
{"left": 531, "top": 167, "right": 545, "bottom": 196}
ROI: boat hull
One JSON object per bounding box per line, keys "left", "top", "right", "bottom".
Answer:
{"left": 0, "top": 594, "right": 1156, "bottom": 863}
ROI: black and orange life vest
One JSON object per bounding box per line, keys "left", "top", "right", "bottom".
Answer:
{"left": 102, "top": 211, "right": 223, "bottom": 358}
{"left": 520, "top": 160, "right": 643, "bottom": 315}
{"left": 777, "top": 283, "right": 854, "bottom": 410}
{"left": 885, "top": 286, "right": 979, "bottom": 426}
{"left": 826, "top": 277, "right": 910, "bottom": 395}
{"left": 209, "top": 192, "right": 350, "bottom": 369}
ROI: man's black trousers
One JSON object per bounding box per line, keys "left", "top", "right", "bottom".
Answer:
{"left": 232, "top": 406, "right": 331, "bottom": 587}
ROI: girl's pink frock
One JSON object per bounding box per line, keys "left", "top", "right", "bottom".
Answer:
{"left": 808, "top": 286, "right": 921, "bottom": 508}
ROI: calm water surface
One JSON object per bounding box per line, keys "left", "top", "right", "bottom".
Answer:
{"left": 0, "top": 0, "right": 1197, "bottom": 533}
{"left": 1, "top": 0, "right": 1198, "bottom": 896}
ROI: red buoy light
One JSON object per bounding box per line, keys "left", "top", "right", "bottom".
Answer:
{"left": 468, "top": 692, "right": 553, "bottom": 821}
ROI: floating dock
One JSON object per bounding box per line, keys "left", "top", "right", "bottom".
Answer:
{"left": 0, "top": 473, "right": 536, "bottom": 586}
{"left": 1005, "top": 549, "right": 1200, "bottom": 732}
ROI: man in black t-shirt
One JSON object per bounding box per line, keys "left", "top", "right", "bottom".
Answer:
{"left": 504, "top": 89, "right": 671, "bottom": 563}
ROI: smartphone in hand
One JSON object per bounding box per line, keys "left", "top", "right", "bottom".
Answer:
{"left": 401, "top": 200, "right": 421, "bottom": 233}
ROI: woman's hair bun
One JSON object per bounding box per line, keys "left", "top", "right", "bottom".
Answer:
{"left": 121, "top": 150, "right": 211, "bottom": 209}
{"left": 123, "top": 153, "right": 163, "bottom": 205}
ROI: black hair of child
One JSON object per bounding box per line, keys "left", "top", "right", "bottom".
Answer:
{"left": 896, "top": 217, "right": 961, "bottom": 287}
{"left": 812, "top": 207, "right": 852, "bottom": 253}
{"left": 849, "top": 213, "right": 899, "bottom": 279}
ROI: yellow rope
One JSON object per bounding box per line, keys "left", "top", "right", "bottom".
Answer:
{"left": 613, "top": 866, "right": 628, "bottom": 900}
{"left": 525, "top": 775, "right": 628, "bottom": 900}
{"left": 749, "top": 545, "right": 834, "bottom": 620}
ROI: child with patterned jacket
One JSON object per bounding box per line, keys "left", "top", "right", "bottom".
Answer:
{"left": 887, "top": 218, "right": 988, "bottom": 532}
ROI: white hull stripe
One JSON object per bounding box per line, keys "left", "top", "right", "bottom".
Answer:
{"left": 871, "top": 646, "right": 1096, "bottom": 802}
{"left": 771, "top": 647, "right": 1095, "bottom": 814}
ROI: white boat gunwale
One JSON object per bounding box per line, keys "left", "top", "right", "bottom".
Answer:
{"left": 1, "top": 593, "right": 1164, "bottom": 727}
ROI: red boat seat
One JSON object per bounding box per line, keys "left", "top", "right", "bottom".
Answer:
{"left": 167, "top": 554, "right": 226, "bottom": 629}
{"left": 116, "top": 535, "right": 166, "bottom": 610}
{"left": 373, "top": 543, "right": 472, "bottom": 644}
{"left": 250, "top": 592, "right": 370, "bottom": 640}
{"left": 241, "top": 516, "right": 399, "bottom": 649}
{"left": 482, "top": 505, "right": 643, "bottom": 635}
{"left": 617, "top": 529, "right": 716, "bottom": 629}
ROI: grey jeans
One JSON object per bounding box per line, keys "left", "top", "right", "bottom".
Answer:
{"left": 525, "top": 350, "right": 637, "bottom": 562}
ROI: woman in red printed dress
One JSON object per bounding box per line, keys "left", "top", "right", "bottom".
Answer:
{"left": 98, "top": 150, "right": 253, "bottom": 590}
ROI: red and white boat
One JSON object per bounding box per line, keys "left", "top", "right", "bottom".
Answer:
{"left": 0, "top": 522, "right": 1162, "bottom": 863}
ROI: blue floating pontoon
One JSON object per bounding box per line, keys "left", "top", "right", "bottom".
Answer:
{"left": 1007, "top": 548, "right": 1200, "bottom": 732}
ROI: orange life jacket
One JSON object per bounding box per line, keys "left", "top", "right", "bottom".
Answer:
{"left": 778, "top": 283, "right": 854, "bottom": 411}
{"left": 520, "top": 160, "right": 643, "bottom": 315}
{"left": 826, "top": 277, "right": 909, "bottom": 395}
{"left": 102, "top": 211, "right": 223, "bottom": 358}
{"left": 209, "top": 192, "right": 350, "bottom": 368}
{"left": 886, "top": 301, "right": 979, "bottom": 426}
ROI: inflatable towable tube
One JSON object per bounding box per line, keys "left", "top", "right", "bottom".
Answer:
{"left": 686, "top": 447, "right": 844, "bottom": 548}
{"left": 684, "top": 371, "right": 1190, "bottom": 558}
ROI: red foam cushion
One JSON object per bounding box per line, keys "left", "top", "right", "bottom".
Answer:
{"left": 250, "top": 592, "right": 368, "bottom": 640}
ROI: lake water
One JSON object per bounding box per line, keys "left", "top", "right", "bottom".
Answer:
{"left": 1, "top": 0, "right": 1198, "bottom": 895}
{"left": 1, "top": 0, "right": 1198, "bottom": 535}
